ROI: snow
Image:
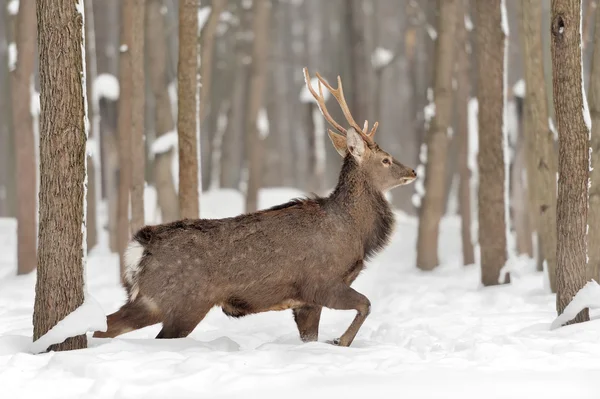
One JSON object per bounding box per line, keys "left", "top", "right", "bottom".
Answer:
{"left": 512, "top": 79, "right": 525, "bottom": 98}
{"left": 93, "top": 73, "right": 120, "bottom": 101}
{"left": 551, "top": 280, "right": 600, "bottom": 329}
{"left": 501, "top": 0, "right": 509, "bottom": 36}
{"left": 8, "top": 42, "right": 16, "bottom": 72}
{"left": 371, "top": 47, "right": 393, "bottom": 70}
{"left": 151, "top": 130, "right": 178, "bottom": 155}
{"left": 464, "top": 14, "right": 473, "bottom": 32}
{"left": 198, "top": 6, "right": 212, "bottom": 33}
{"left": 78, "top": 0, "right": 89, "bottom": 279}
{"left": 411, "top": 143, "right": 427, "bottom": 208}
{"left": 119, "top": 44, "right": 128, "bottom": 52}
{"left": 426, "top": 24, "right": 437, "bottom": 40}
{"left": 7, "top": 0, "right": 18, "bottom": 15}
{"left": 467, "top": 98, "right": 479, "bottom": 261}
{"left": 1, "top": 192, "right": 600, "bottom": 397}
{"left": 257, "top": 108, "right": 269, "bottom": 139}
{"left": 29, "top": 295, "right": 107, "bottom": 354}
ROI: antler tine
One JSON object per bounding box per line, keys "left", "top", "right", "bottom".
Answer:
{"left": 368, "top": 121, "right": 379, "bottom": 138}
{"left": 303, "top": 67, "right": 346, "bottom": 135}
{"left": 363, "top": 120, "right": 369, "bottom": 133}
{"left": 315, "top": 72, "right": 374, "bottom": 145}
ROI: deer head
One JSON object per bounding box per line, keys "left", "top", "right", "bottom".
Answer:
{"left": 303, "top": 67, "right": 417, "bottom": 192}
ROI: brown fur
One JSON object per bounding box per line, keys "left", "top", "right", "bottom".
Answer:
{"left": 94, "top": 134, "right": 416, "bottom": 346}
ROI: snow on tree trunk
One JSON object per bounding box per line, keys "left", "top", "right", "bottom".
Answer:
{"left": 551, "top": 0, "right": 591, "bottom": 324}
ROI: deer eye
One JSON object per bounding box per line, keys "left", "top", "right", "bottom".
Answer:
{"left": 382, "top": 158, "right": 391, "bottom": 166}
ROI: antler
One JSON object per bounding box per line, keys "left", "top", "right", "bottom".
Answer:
{"left": 303, "top": 67, "right": 379, "bottom": 145}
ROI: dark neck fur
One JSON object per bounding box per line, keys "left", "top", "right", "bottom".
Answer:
{"left": 327, "top": 155, "right": 395, "bottom": 259}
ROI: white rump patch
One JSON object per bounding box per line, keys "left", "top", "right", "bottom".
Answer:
{"left": 124, "top": 241, "right": 144, "bottom": 301}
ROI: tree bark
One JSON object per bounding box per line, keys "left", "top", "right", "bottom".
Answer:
{"left": 455, "top": 0, "right": 475, "bottom": 266}
{"left": 84, "top": 0, "right": 99, "bottom": 251}
{"left": 130, "top": 0, "right": 145, "bottom": 232}
{"left": 146, "top": 0, "right": 179, "bottom": 222}
{"left": 11, "top": 0, "right": 37, "bottom": 275}
{"left": 551, "top": 0, "right": 590, "bottom": 324}
{"left": 521, "top": 0, "right": 558, "bottom": 290}
{"left": 416, "top": 0, "right": 458, "bottom": 271}
{"left": 245, "top": 0, "right": 271, "bottom": 213}
{"left": 117, "top": 0, "right": 133, "bottom": 278}
{"left": 33, "top": 0, "right": 87, "bottom": 351}
{"left": 475, "top": 0, "right": 510, "bottom": 286}
{"left": 589, "top": 3, "right": 600, "bottom": 284}
{"left": 177, "top": 0, "right": 199, "bottom": 219}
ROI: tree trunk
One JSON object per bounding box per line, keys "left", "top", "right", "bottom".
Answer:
{"left": 245, "top": 0, "right": 271, "bottom": 213}
{"left": 117, "top": 0, "right": 133, "bottom": 278}
{"left": 589, "top": 3, "right": 600, "bottom": 284}
{"left": 521, "top": 0, "right": 558, "bottom": 290}
{"left": 130, "top": 0, "right": 145, "bottom": 232}
{"left": 551, "top": 0, "right": 590, "bottom": 324}
{"left": 146, "top": 0, "right": 179, "bottom": 223}
{"left": 177, "top": 0, "right": 199, "bottom": 219}
{"left": 11, "top": 0, "right": 37, "bottom": 275}
{"left": 84, "top": 0, "right": 99, "bottom": 251}
{"left": 455, "top": 0, "right": 475, "bottom": 266}
{"left": 416, "top": 0, "right": 458, "bottom": 271}
{"left": 346, "top": 0, "right": 369, "bottom": 124}
{"left": 199, "top": 0, "right": 226, "bottom": 192}
{"left": 475, "top": 0, "right": 510, "bottom": 286}
{"left": 33, "top": 0, "right": 87, "bottom": 351}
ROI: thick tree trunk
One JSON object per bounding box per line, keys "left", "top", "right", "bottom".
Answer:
{"left": 475, "top": 0, "right": 510, "bottom": 286}
{"left": 245, "top": 0, "right": 271, "bottom": 213}
{"left": 199, "top": 0, "right": 226, "bottom": 192}
{"left": 117, "top": 0, "right": 133, "bottom": 278}
{"left": 146, "top": 0, "right": 179, "bottom": 222}
{"left": 551, "top": 0, "right": 590, "bottom": 324}
{"left": 589, "top": 3, "right": 600, "bottom": 284}
{"left": 84, "top": 0, "right": 99, "bottom": 251}
{"left": 521, "top": 0, "right": 558, "bottom": 290}
{"left": 455, "top": 0, "right": 475, "bottom": 266}
{"left": 11, "top": 0, "right": 37, "bottom": 275}
{"left": 130, "top": 0, "right": 145, "bottom": 232}
{"left": 178, "top": 0, "right": 199, "bottom": 219}
{"left": 416, "top": 0, "right": 458, "bottom": 271}
{"left": 33, "top": 0, "right": 87, "bottom": 351}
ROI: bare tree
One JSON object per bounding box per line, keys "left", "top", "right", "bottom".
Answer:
{"left": 475, "top": 0, "right": 510, "bottom": 286}
{"left": 117, "top": 0, "right": 133, "bottom": 277}
{"left": 455, "top": 0, "right": 475, "bottom": 266}
{"left": 551, "top": 0, "right": 590, "bottom": 324}
{"left": 146, "top": 0, "right": 179, "bottom": 222}
{"left": 33, "top": 0, "right": 88, "bottom": 351}
{"left": 520, "top": 0, "right": 558, "bottom": 290}
{"left": 10, "top": 0, "right": 37, "bottom": 274}
{"left": 589, "top": 3, "right": 600, "bottom": 284}
{"left": 131, "top": 0, "right": 145, "bottom": 232}
{"left": 245, "top": 0, "right": 271, "bottom": 213}
{"left": 416, "top": 0, "right": 458, "bottom": 271}
{"left": 178, "top": 0, "right": 199, "bottom": 219}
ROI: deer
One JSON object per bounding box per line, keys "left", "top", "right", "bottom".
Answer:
{"left": 93, "top": 68, "right": 417, "bottom": 347}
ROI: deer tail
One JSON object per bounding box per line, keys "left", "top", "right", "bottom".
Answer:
{"left": 123, "top": 226, "right": 154, "bottom": 301}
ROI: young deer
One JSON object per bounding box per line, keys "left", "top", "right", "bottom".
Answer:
{"left": 93, "top": 68, "right": 416, "bottom": 347}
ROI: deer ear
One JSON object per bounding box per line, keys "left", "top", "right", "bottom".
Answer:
{"left": 346, "top": 127, "right": 365, "bottom": 161}
{"left": 328, "top": 129, "right": 347, "bottom": 157}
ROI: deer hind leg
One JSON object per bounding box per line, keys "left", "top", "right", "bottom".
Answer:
{"left": 93, "top": 296, "right": 162, "bottom": 338}
{"left": 156, "top": 303, "right": 212, "bottom": 339}
{"left": 311, "top": 283, "right": 371, "bottom": 347}
{"left": 293, "top": 305, "right": 322, "bottom": 342}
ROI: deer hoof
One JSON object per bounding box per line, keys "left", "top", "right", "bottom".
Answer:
{"left": 326, "top": 338, "right": 342, "bottom": 346}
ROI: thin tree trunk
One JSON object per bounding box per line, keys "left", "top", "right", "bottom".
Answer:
{"left": 130, "top": 0, "right": 145, "bottom": 232}
{"left": 551, "top": 0, "right": 590, "bottom": 324}
{"left": 0, "top": 2, "right": 15, "bottom": 218}
{"left": 416, "top": 0, "right": 458, "bottom": 271}
{"left": 84, "top": 0, "right": 99, "bottom": 251}
{"left": 178, "top": 0, "right": 199, "bottom": 219}
{"left": 146, "top": 0, "right": 179, "bottom": 222}
{"left": 521, "top": 0, "right": 558, "bottom": 290}
{"left": 117, "top": 0, "right": 133, "bottom": 278}
{"left": 245, "top": 0, "right": 271, "bottom": 213}
{"left": 33, "top": 0, "right": 87, "bottom": 351}
{"left": 199, "top": 0, "right": 226, "bottom": 192}
{"left": 511, "top": 116, "right": 534, "bottom": 257}
{"left": 589, "top": 3, "right": 600, "bottom": 284}
{"left": 11, "top": 0, "right": 37, "bottom": 275}
{"left": 455, "top": 0, "right": 475, "bottom": 266}
{"left": 475, "top": 0, "right": 510, "bottom": 286}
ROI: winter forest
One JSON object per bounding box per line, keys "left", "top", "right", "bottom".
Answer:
{"left": 1, "top": 0, "right": 600, "bottom": 397}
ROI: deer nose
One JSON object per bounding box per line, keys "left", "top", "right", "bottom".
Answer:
{"left": 411, "top": 169, "right": 417, "bottom": 177}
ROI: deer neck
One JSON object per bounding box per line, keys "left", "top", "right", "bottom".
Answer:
{"left": 328, "top": 156, "right": 395, "bottom": 257}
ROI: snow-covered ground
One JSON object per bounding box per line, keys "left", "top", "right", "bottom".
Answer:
{"left": 1, "top": 188, "right": 599, "bottom": 399}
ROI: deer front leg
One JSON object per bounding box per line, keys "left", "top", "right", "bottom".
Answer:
{"left": 293, "top": 305, "right": 322, "bottom": 342}
{"left": 312, "top": 283, "right": 371, "bottom": 347}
